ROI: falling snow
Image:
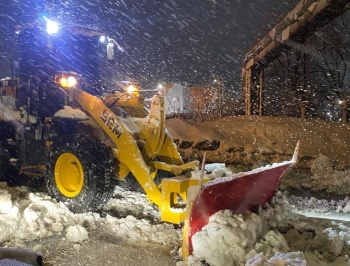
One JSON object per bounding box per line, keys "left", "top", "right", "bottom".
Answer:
{"left": 0, "top": 0, "right": 350, "bottom": 265}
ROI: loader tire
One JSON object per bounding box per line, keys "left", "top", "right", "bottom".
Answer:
{"left": 0, "top": 123, "right": 20, "bottom": 185}
{"left": 46, "top": 138, "right": 115, "bottom": 213}
{"left": 0, "top": 145, "right": 19, "bottom": 185}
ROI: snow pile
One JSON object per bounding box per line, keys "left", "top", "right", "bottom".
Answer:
{"left": 53, "top": 106, "right": 89, "bottom": 120}
{"left": 204, "top": 163, "right": 231, "bottom": 179}
{"left": 190, "top": 163, "right": 233, "bottom": 180}
{"left": 288, "top": 195, "right": 338, "bottom": 214}
{"left": 338, "top": 223, "right": 350, "bottom": 244}
{"left": 246, "top": 251, "right": 306, "bottom": 266}
{"left": 189, "top": 211, "right": 262, "bottom": 266}
{"left": 102, "top": 214, "right": 179, "bottom": 245}
{"left": 102, "top": 186, "right": 180, "bottom": 245}
{"left": 288, "top": 193, "right": 350, "bottom": 216}
{"left": 0, "top": 183, "right": 100, "bottom": 247}
{"left": 65, "top": 225, "right": 89, "bottom": 243}
{"left": 288, "top": 195, "right": 350, "bottom": 254}
{"left": 185, "top": 192, "right": 300, "bottom": 266}
{"left": 259, "top": 192, "right": 295, "bottom": 229}
{"left": 323, "top": 228, "right": 344, "bottom": 256}
{"left": 104, "top": 186, "right": 161, "bottom": 222}
{"left": 311, "top": 155, "right": 350, "bottom": 190}
{"left": 182, "top": 191, "right": 350, "bottom": 265}
{"left": 0, "top": 182, "right": 179, "bottom": 252}
{"left": 2, "top": 179, "right": 350, "bottom": 265}
{"left": 0, "top": 96, "right": 36, "bottom": 124}
{"left": 0, "top": 96, "right": 20, "bottom": 121}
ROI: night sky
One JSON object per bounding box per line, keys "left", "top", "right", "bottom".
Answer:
{"left": 0, "top": 0, "right": 288, "bottom": 90}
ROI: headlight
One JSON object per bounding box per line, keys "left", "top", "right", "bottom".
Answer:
{"left": 54, "top": 72, "right": 79, "bottom": 88}
{"left": 60, "top": 76, "right": 77, "bottom": 88}
{"left": 44, "top": 17, "right": 59, "bottom": 35}
{"left": 99, "top": 35, "right": 106, "bottom": 43}
{"left": 127, "top": 85, "right": 137, "bottom": 94}
{"left": 126, "top": 85, "right": 140, "bottom": 96}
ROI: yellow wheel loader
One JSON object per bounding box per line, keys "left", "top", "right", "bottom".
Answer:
{"left": 0, "top": 17, "right": 199, "bottom": 224}
{"left": 0, "top": 16, "right": 298, "bottom": 259}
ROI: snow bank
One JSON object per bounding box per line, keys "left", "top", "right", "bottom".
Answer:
{"left": 0, "top": 182, "right": 99, "bottom": 247}
{"left": 183, "top": 190, "right": 350, "bottom": 266}
{"left": 0, "top": 182, "right": 179, "bottom": 251}
{"left": 311, "top": 155, "right": 350, "bottom": 189}
{"left": 190, "top": 211, "right": 262, "bottom": 266}
{"left": 183, "top": 192, "right": 299, "bottom": 265}
{"left": 246, "top": 251, "right": 306, "bottom": 266}
{"left": 102, "top": 214, "right": 179, "bottom": 245}
{"left": 102, "top": 186, "right": 179, "bottom": 245}
{"left": 2, "top": 180, "right": 350, "bottom": 265}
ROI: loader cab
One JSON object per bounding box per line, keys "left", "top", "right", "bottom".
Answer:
{"left": 17, "top": 17, "right": 112, "bottom": 96}
{"left": 12, "top": 18, "right": 115, "bottom": 166}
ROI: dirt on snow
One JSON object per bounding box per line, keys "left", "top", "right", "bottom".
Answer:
{"left": 166, "top": 115, "right": 350, "bottom": 196}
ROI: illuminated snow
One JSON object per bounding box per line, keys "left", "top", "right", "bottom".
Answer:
{"left": 65, "top": 225, "right": 89, "bottom": 243}
{"left": 191, "top": 211, "right": 263, "bottom": 266}
{"left": 246, "top": 252, "right": 306, "bottom": 266}
{"left": 0, "top": 97, "right": 36, "bottom": 124}
{"left": 53, "top": 106, "right": 89, "bottom": 120}
{"left": 183, "top": 191, "right": 350, "bottom": 265}
{"left": 0, "top": 180, "right": 349, "bottom": 265}
{"left": 118, "top": 116, "right": 143, "bottom": 134}
{"left": 204, "top": 160, "right": 293, "bottom": 187}
{"left": 0, "top": 183, "right": 179, "bottom": 249}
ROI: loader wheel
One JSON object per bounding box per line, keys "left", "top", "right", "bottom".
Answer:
{"left": 0, "top": 145, "right": 19, "bottom": 186}
{"left": 46, "top": 138, "right": 115, "bottom": 213}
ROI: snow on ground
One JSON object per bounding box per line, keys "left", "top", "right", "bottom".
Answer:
{"left": 181, "top": 191, "right": 350, "bottom": 266}
{"left": 0, "top": 181, "right": 180, "bottom": 264}
{"left": 102, "top": 186, "right": 180, "bottom": 245}
{"left": 1, "top": 178, "right": 350, "bottom": 265}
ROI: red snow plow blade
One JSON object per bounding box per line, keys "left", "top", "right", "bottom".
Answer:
{"left": 182, "top": 141, "right": 300, "bottom": 260}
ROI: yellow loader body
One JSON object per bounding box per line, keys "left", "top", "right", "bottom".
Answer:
{"left": 66, "top": 86, "right": 199, "bottom": 224}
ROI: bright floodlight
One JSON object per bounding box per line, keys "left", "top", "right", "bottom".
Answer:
{"left": 67, "top": 76, "right": 78, "bottom": 87}
{"left": 127, "top": 85, "right": 136, "bottom": 94}
{"left": 59, "top": 76, "right": 78, "bottom": 88}
{"left": 46, "top": 18, "right": 59, "bottom": 35}
{"left": 99, "top": 36, "right": 106, "bottom": 43}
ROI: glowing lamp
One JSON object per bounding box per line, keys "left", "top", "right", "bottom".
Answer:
{"left": 60, "top": 76, "right": 77, "bottom": 88}
{"left": 99, "top": 36, "right": 106, "bottom": 43}
{"left": 127, "top": 85, "right": 137, "bottom": 94}
{"left": 45, "top": 18, "right": 59, "bottom": 35}
{"left": 55, "top": 72, "right": 79, "bottom": 88}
